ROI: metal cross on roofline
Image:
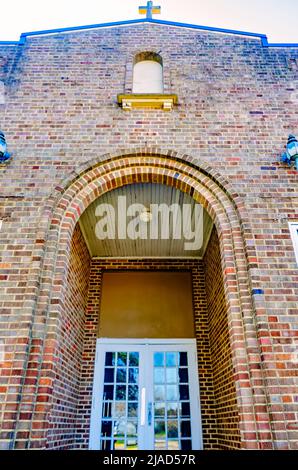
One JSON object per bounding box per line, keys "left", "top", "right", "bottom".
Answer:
{"left": 139, "top": 1, "right": 161, "bottom": 19}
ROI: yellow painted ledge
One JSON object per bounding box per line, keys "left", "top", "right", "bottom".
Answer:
{"left": 117, "top": 93, "right": 178, "bottom": 111}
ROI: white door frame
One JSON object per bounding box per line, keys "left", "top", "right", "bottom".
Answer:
{"left": 89, "top": 338, "right": 203, "bottom": 450}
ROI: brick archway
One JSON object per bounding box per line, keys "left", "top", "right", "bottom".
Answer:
{"left": 16, "top": 149, "right": 272, "bottom": 449}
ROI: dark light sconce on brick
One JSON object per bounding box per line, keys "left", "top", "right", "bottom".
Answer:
{"left": 281, "top": 134, "right": 298, "bottom": 170}
{"left": 0, "top": 131, "right": 11, "bottom": 163}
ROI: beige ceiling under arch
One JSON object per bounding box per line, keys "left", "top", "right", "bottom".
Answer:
{"left": 79, "top": 183, "right": 213, "bottom": 258}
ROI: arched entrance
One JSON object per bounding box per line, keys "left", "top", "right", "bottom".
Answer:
{"left": 16, "top": 150, "right": 271, "bottom": 450}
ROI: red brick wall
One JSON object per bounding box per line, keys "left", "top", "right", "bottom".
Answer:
{"left": 0, "top": 22, "right": 297, "bottom": 450}
{"left": 204, "top": 229, "right": 241, "bottom": 449}
{"left": 75, "top": 256, "right": 240, "bottom": 450}
{"left": 46, "top": 224, "right": 90, "bottom": 449}
{"left": 192, "top": 261, "right": 219, "bottom": 449}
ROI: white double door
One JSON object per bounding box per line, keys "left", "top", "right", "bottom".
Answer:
{"left": 89, "top": 339, "right": 202, "bottom": 450}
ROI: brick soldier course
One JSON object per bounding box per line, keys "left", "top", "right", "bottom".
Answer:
{"left": 0, "top": 16, "right": 297, "bottom": 450}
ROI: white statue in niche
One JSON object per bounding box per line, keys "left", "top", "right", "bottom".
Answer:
{"left": 133, "top": 60, "right": 163, "bottom": 94}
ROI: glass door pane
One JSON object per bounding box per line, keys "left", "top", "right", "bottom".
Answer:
{"left": 100, "top": 351, "right": 140, "bottom": 450}
{"left": 152, "top": 351, "right": 191, "bottom": 449}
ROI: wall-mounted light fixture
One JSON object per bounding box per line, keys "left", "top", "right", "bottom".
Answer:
{"left": 0, "top": 131, "right": 11, "bottom": 163}
{"left": 281, "top": 134, "right": 298, "bottom": 170}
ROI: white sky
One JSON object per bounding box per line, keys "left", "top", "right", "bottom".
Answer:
{"left": 1, "top": 0, "right": 298, "bottom": 43}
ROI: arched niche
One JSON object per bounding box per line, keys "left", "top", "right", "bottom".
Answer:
{"left": 133, "top": 51, "right": 163, "bottom": 94}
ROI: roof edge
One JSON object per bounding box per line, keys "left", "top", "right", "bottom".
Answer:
{"left": 0, "top": 41, "right": 19, "bottom": 45}
{"left": 0, "top": 18, "right": 297, "bottom": 48}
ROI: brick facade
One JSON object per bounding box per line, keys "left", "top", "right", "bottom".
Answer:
{"left": 0, "top": 21, "right": 297, "bottom": 450}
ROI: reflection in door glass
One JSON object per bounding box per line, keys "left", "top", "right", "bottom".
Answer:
{"left": 100, "top": 351, "right": 139, "bottom": 450}
{"left": 154, "top": 402, "right": 165, "bottom": 417}
{"left": 166, "top": 368, "right": 177, "bottom": 383}
{"left": 116, "top": 368, "right": 126, "bottom": 383}
{"left": 167, "top": 402, "right": 179, "bottom": 417}
{"left": 153, "top": 351, "right": 192, "bottom": 450}
{"left": 128, "top": 402, "right": 138, "bottom": 418}
{"left": 154, "top": 368, "right": 164, "bottom": 383}
{"left": 166, "top": 385, "right": 178, "bottom": 401}
{"left": 166, "top": 352, "right": 177, "bottom": 367}
{"left": 114, "top": 402, "right": 126, "bottom": 419}
{"left": 129, "top": 368, "right": 139, "bottom": 383}
{"left": 154, "top": 385, "right": 165, "bottom": 401}
{"left": 154, "top": 352, "right": 164, "bottom": 367}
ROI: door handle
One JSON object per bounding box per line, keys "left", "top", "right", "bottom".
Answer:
{"left": 141, "top": 387, "right": 146, "bottom": 426}
{"left": 148, "top": 401, "right": 152, "bottom": 426}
